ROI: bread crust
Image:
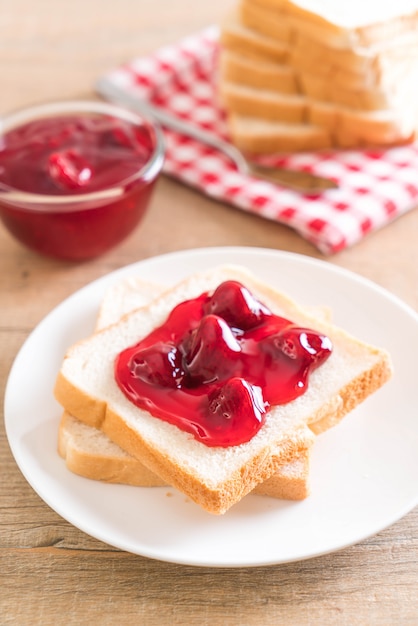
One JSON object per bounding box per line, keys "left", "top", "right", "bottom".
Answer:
{"left": 100, "top": 404, "right": 313, "bottom": 513}
{"left": 252, "top": 451, "right": 310, "bottom": 499}
{"left": 220, "top": 50, "right": 298, "bottom": 94}
{"left": 228, "top": 114, "right": 332, "bottom": 153}
{"left": 54, "top": 377, "right": 313, "bottom": 514}
{"left": 58, "top": 413, "right": 167, "bottom": 487}
{"left": 220, "top": 16, "right": 290, "bottom": 63}
{"left": 59, "top": 411, "right": 311, "bottom": 498}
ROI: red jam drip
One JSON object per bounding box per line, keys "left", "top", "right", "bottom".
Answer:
{"left": 0, "top": 114, "right": 154, "bottom": 195}
{"left": 115, "top": 281, "right": 332, "bottom": 447}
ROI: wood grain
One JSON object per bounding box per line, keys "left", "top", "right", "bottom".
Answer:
{"left": 0, "top": 2, "right": 417, "bottom": 624}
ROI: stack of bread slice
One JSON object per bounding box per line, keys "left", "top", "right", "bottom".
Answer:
{"left": 219, "top": 0, "right": 418, "bottom": 153}
{"left": 54, "top": 265, "right": 392, "bottom": 515}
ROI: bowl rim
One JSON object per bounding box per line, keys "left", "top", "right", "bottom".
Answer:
{"left": 0, "top": 99, "right": 165, "bottom": 210}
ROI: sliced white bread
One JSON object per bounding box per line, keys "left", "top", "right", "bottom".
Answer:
{"left": 291, "top": 33, "right": 418, "bottom": 92}
{"left": 240, "top": 0, "right": 293, "bottom": 44}
{"left": 220, "top": 83, "right": 415, "bottom": 149}
{"left": 59, "top": 275, "right": 312, "bottom": 500}
{"left": 226, "top": 7, "right": 418, "bottom": 92}
{"left": 59, "top": 411, "right": 167, "bottom": 487}
{"left": 220, "top": 42, "right": 418, "bottom": 102}
{"left": 54, "top": 265, "right": 392, "bottom": 514}
{"left": 220, "top": 11, "right": 291, "bottom": 63}
{"left": 227, "top": 114, "right": 332, "bottom": 153}
{"left": 219, "top": 40, "right": 418, "bottom": 109}
{"left": 219, "top": 80, "right": 308, "bottom": 123}
{"left": 298, "top": 70, "right": 418, "bottom": 111}
{"left": 309, "top": 100, "right": 415, "bottom": 146}
{"left": 220, "top": 50, "right": 298, "bottom": 94}
{"left": 219, "top": 4, "right": 418, "bottom": 151}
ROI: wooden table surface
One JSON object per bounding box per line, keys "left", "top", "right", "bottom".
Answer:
{"left": 1, "top": 2, "right": 417, "bottom": 624}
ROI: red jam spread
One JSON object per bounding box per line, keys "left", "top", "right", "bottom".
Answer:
{"left": 115, "top": 281, "right": 332, "bottom": 447}
{"left": 0, "top": 114, "right": 154, "bottom": 194}
{"left": 0, "top": 113, "right": 157, "bottom": 260}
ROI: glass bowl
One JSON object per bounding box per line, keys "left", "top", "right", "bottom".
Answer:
{"left": 0, "top": 100, "right": 164, "bottom": 260}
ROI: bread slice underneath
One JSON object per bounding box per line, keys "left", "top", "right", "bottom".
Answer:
{"left": 54, "top": 265, "right": 392, "bottom": 514}
{"left": 59, "top": 275, "right": 312, "bottom": 499}
{"left": 227, "top": 113, "right": 332, "bottom": 153}
{"left": 59, "top": 411, "right": 311, "bottom": 499}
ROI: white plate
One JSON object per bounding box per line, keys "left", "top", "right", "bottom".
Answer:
{"left": 5, "top": 247, "right": 418, "bottom": 567}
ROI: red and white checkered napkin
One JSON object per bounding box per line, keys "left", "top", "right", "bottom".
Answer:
{"left": 99, "top": 27, "right": 418, "bottom": 255}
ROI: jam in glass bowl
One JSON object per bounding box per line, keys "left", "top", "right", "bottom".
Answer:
{"left": 0, "top": 100, "right": 164, "bottom": 260}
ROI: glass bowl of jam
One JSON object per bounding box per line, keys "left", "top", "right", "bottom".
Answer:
{"left": 0, "top": 100, "right": 164, "bottom": 260}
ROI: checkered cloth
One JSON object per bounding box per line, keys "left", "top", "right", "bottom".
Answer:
{"left": 98, "top": 26, "right": 418, "bottom": 255}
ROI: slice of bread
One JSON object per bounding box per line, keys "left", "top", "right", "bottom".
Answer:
{"left": 240, "top": 0, "right": 293, "bottom": 44}
{"left": 59, "top": 275, "right": 312, "bottom": 500}
{"left": 96, "top": 277, "right": 164, "bottom": 329}
{"left": 219, "top": 80, "right": 308, "bottom": 123}
{"left": 59, "top": 411, "right": 167, "bottom": 487}
{"left": 227, "top": 113, "right": 332, "bottom": 153}
{"left": 226, "top": 7, "right": 418, "bottom": 92}
{"left": 228, "top": 113, "right": 413, "bottom": 154}
{"left": 220, "top": 12, "right": 290, "bottom": 63}
{"left": 298, "top": 71, "right": 418, "bottom": 111}
{"left": 291, "top": 34, "right": 418, "bottom": 92}
{"left": 218, "top": 41, "right": 418, "bottom": 135}
{"left": 54, "top": 265, "right": 392, "bottom": 514}
{"left": 220, "top": 50, "right": 298, "bottom": 94}
{"left": 221, "top": 84, "right": 415, "bottom": 150}
{"left": 58, "top": 410, "right": 311, "bottom": 498}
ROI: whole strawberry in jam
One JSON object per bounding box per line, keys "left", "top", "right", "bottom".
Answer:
{"left": 128, "top": 342, "right": 184, "bottom": 388}
{"left": 203, "top": 280, "right": 271, "bottom": 331}
{"left": 182, "top": 314, "right": 242, "bottom": 386}
{"left": 48, "top": 149, "right": 93, "bottom": 190}
{"left": 272, "top": 326, "right": 332, "bottom": 366}
{"left": 205, "top": 377, "right": 267, "bottom": 445}
{"left": 261, "top": 326, "right": 333, "bottom": 404}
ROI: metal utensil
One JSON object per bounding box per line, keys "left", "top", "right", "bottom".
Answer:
{"left": 96, "top": 77, "right": 337, "bottom": 193}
